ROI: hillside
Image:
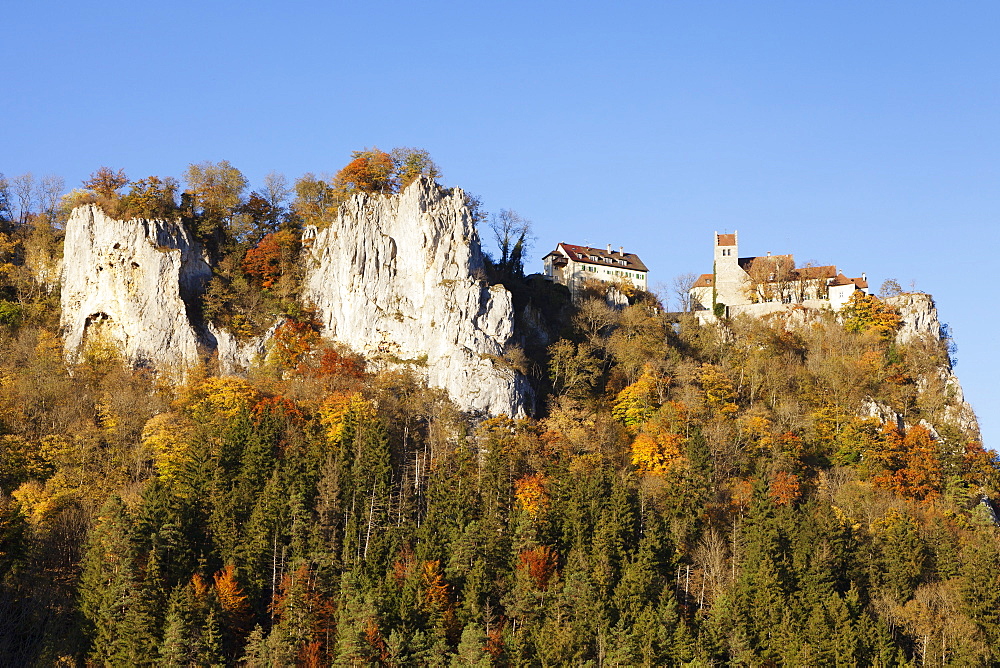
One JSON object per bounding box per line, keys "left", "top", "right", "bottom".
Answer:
{"left": 0, "top": 157, "right": 996, "bottom": 666}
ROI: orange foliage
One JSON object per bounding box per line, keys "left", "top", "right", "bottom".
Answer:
{"left": 214, "top": 564, "right": 250, "bottom": 636}
{"left": 333, "top": 148, "right": 396, "bottom": 197}
{"left": 298, "top": 641, "right": 323, "bottom": 668}
{"left": 485, "top": 626, "right": 506, "bottom": 661}
{"left": 392, "top": 545, "right": 416, "bottom": 584}
{"left": 191, "top": 572, "right": 210, "bottom": 599}
{"left": 870, "top": 424, "right": 943, "bottom": 502}
{"left": 769, "top": 471, "right": 801, "bottom": 506}
{"left": 728, "top": 478, "right": 754, "bottom": 513}
{"left": 251, "top": 395, "right": 305, "bottom": 425}
{"left": 243, "top": 230, "right": 298, "bottom": 288}
{"left": 313, "top": 347, "right": 365, "bottom": 379}
{"left": 422, "top": 560, "right": 450, "bottom": 609}
{"left": 775, "top": 431, "right": 803, "bottom": 459}
{"left": 364, "top": 619, "right": 390, "bottom": 664}
{"left": 518, "top": 546, "right": 558, "bottom": 590}
{"left": 963, "top": 440, "right": 1000, "bottom": 486}
{"left": 214, "top": 564, "right": 249, "bottom": 613}
{"left": 270, "top": 314, "right": 321, "bottom": 372}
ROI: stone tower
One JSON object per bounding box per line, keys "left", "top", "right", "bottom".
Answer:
{"left": 713, "top": 231, "right": 749, "bottom": 308}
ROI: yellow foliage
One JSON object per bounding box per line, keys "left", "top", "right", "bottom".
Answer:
{"left": 477, "top": 415, "right": 520, "bottom": 454}
{"left": 12, "top": 480, "right": 75, "bottom": 528}
{"left": 142, "top": 412, "right": 196, "bottom": 483}
{"left": 514, "top": 474, "right": 549, "bottom": 517}
{"left": 95, "top": 394, "right": 120, "bottom": 437}
{"left": 740, "top": 415, "right": 774, "bottom": 454}
{"left": 182, "top": 376, "right": 261, "bottom": 422}
{"left": 318, "top": 392, "right": 374, "bottom": 445}
{"left": 630, "top": 423, "right": 684, "bottom": 474}
{"left": 612, "top": 365, "right": 668, "bottom": 433}
{"left": 699, "top": 364, "right": 738, "bottom": 416}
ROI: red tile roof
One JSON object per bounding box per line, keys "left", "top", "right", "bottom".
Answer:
{"left": 717, "top": 233, "right": 737, "bottom": 246}
{"left": 795, "top": 265, "right": 837, "bottom": 280}
{"left": 692, "top": 273, "right": 714, "bottom": 288}
{"left": 558, "top": 243, "right": 649, "bottom": 272}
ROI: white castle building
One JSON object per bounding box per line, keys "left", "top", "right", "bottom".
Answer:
{"left": 690, "top": 231, "right": 868, "bottom": 318}
{"left": 543, "top": 243, "right": 648, "bottom": 298}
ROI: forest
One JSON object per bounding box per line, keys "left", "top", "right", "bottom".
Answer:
{"left": 0, "top": 151, "right": 998, "bottom": 666}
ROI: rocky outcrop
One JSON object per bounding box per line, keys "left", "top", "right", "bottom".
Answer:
{"left": 302, "top": 178, "right": 530, "bottom": 417}
{"left": 59, "top": 185, "right": 532, "bottom": 417}
{"left": 874, "top": 293, "right": 979, "bottom": 436}
{"left": 60, "top": 205, "right": 210, "bottom": 374}
{"left": 885, "top": 293, "right": 941, "bottom": 345}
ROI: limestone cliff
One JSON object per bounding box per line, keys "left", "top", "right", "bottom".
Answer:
{"left": 886, "top": 293, "right": 942, "bottom": 345}
{"left": 883, "top": 293, "right": 978, "bottom": 436}
{"left": 60, "top": 204, "right": 210, "bottom": 374}
{"left": 302, "top": 178, "right": 530, "bottom": 417}
{"left": 60, "top": 182, "right": 530, "bottom": 417}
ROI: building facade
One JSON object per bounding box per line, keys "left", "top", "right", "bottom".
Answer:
{"left": 543, "top": 243, "right": 648, "bottom": 298}
{"left": 690, "top": 231, "right": 868, "bottom": 317}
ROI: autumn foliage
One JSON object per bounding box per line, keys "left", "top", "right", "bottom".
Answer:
{"left": 243, "top": 230, "right": 299, "bottom": 289}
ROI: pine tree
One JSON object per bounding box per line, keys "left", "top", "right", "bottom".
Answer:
{"left": 79, "top": 496, "right": 140, "bottom": 664}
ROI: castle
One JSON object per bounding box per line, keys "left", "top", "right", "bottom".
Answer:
{"left": 689, "top": 231, "right": 868, "bottom": 318}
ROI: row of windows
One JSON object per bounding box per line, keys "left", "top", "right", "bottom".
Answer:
{"left": 579, "top": 265, "right": 644, "bottom": 281}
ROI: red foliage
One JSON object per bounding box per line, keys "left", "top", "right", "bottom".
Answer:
{"left": 251, "top": 395, "right": 305, "bottom": 425}
{"left": 518, "top": 546, "right": 558, "bottom": 590}
{"left": 314, "top": 347, "right": 365, "bottom": 379}
{"left": 364, "top": 619, "right": 390, "bottom": 664}
{"left": 485, "top": 625, "right": 507, "bottom": 662}
{"left": 243, "top": 230, "right": 298, "bottom": 288}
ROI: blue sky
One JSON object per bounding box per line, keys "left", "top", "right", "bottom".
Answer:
{"left": 4, "top": 1, "right": 998, "bottom": 446}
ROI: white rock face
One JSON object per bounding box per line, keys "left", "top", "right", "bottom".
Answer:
{"left": 208, "top": 321, "right": 278, "bottom": 375}
{"left": 886, "top": 293, "right": 941, "bottom": 345}
{"left": 883, "top": 292, "right": 979, "bottom": 436}
{"left": 60, "top": 205, "right": 210, "bottom": 374}
{"left": 303, "top": 178, "right": 529, "bottom": 416}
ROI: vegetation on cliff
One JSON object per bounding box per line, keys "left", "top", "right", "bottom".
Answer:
{"left": 0, "top": 160, "right": 996, "bottom": 665}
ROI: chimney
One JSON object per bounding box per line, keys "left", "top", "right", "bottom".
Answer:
{"left": 607, "top": 244, "right": 612, "bottom": 254}
{"left": 862, "top": 272, "right": 866, "bottom": 281}
{"left": 619, "top": 246, "right": 624, "bottom": 255}
{"left": 767, "top": 251, "right": 771, "bottom": 257}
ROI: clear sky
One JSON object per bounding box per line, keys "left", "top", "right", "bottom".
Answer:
{"left": 4, "top": 1, "right": 997, "bottom": 446}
